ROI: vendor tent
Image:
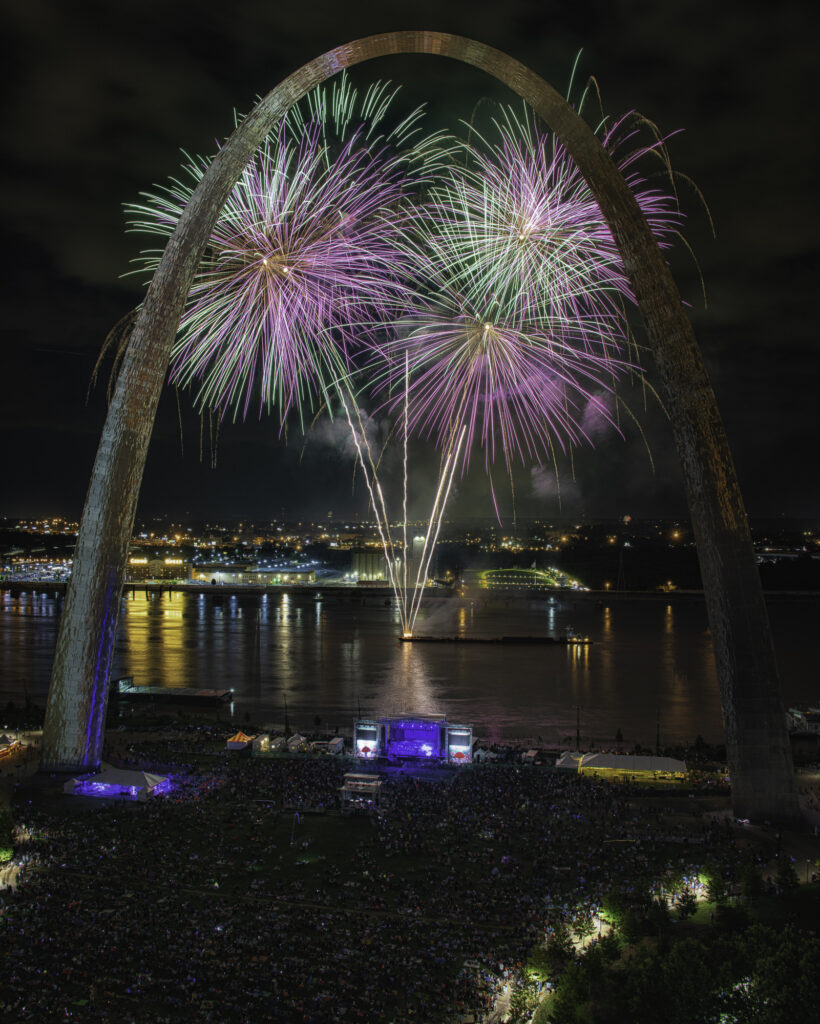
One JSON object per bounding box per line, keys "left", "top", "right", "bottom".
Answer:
{"left": 227, "top": 731, "right": 255, "bottom": 750}
{"left": 64, "top": 766, "right": 170, "bottom": 801}
{"left": 252, "top": 734, "right": 271, "bottom": 755}
{"left": 578, "top": 753, "right": 687, "bottom": 776}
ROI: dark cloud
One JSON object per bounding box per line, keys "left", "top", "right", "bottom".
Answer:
{"left": 1, "top": 0, "right": 817, "bottom": 519}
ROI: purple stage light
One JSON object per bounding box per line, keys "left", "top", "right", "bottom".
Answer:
{"left": 385, "top": 718, "right": 443, "bottom": 759}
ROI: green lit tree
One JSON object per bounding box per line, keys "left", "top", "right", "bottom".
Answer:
{"left": 676, "top": 887, "right": 697, "bottom": 920}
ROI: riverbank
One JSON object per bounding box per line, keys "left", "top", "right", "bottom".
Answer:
{"left": 4, "top": 579, "right": 820, "bottom": 602}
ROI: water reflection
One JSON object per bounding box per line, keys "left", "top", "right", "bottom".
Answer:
{"left": 2, "top": 590, "right": 819, "bottom": 746}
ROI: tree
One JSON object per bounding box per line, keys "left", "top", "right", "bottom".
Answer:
{"left": 545, "top": 923, "right": 576, "bottom": 973}
{"left": 619, "top": 909, "right": 644, "bottom": 946}
{"left": 597, "top": 932, "right": 621, "bottom": 964}
{"left": 526, "top": 944, "right": 553, "bottom": 982}
{"left": 706, "top": 871, "right": 729, "bottom": 905}
{"left": 720, "top": 925, "right": 820, "bottom": 1023}
{"left": 646, "top": 898, "right": 671, "bottom": 938}
{"left": 713, "top": 902, "right": 748, "bottom": 932}
{"left": 677, "top": 887, "right": 698, "bottom": 920}
{"left": 775, "top": 856, "right": 799, "bottom": 893}
{"left": 573, "top": 912, "right": 595, "bottom": 942}
{"left": 0, "top": 806, "right": 13, "bottom": 862}
{"left": 740, "top": 861, "right": 764, "bottom": 901}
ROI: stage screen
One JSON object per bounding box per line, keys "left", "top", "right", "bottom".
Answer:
{"left": 387, "top": 719, "right": 442, "bottom": 758}
{"left": 447, "top": 728, "right": 472, "bottom": 763}
{"left": 354, "top": 722, "right": 381, "bottom": 758}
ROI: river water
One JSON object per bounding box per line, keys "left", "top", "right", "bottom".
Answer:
{"left": 2, "top": 588, "right": 818, "bottom": 746}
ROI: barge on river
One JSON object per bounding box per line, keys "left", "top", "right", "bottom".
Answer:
{"left": 398, "top": 634, "right": 592, "bottom": 645}
{"left": 111, "top": 677, "right": 233, "bottom": 705}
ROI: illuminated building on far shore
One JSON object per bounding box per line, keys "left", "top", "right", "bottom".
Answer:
{"left": 466, "top": 566, "right": 587, "bottom": 590}
{"left": 190, "top": 564, "right": 316, "bottom": 585}
{"left": 126, "top": 556, "right": 188, "bottom": 582}
{"left": 351, "top": 549, "right": 389, "bottom": 581}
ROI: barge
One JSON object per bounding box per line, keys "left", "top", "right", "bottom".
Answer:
{"left": 111, "top": 677, "right": 233, "bottom": 705}
{"left": 398, "top": 634, "right": 592, "bottom": 645}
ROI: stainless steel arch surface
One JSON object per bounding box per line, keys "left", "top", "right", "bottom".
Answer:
{"left": 41, "top": 31, "right": 798, "bottom": 822}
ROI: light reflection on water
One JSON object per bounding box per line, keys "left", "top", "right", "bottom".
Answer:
{"left": 2, "top": 589, "right": 819, "bottom": 745}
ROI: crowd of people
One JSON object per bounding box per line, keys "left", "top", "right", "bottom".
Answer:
{"left": 0, "top": 730, "right": 759, "bottom": 1023}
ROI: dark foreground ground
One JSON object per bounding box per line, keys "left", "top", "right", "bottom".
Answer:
{"left": 1, "top": 726, "right": 818, "bottom": 1023}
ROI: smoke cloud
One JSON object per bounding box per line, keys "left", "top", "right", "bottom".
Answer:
{"left": 530, "top": 465, "right": 582, "bottom": 506}
{"left": 303, "top": 408, "right": 385, "bottom": 461}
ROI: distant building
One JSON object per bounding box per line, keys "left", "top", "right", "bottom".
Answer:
{"left": 469, "top": 566, "right": 586, "bottom": 590}
{"left": 126, "top": 556, "right": 189, "bottom": 582}
{"left": 351, "top": 550, "right": 388, "bottom": 582}
{"left": 191, "top": 564, "right": 316, "bottom": 585}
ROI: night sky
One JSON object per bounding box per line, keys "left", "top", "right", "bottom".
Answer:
{"left": 2, "top": 0, "right": 817, "bottom": 522}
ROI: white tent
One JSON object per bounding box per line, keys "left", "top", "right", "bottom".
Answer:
{"left": 252, "top": 734, "right": 271, "bottom": 754}
{"left": 555, "top": 751, "right": 583, "bottom": 770}
{"left": 327, "top": 737, "right": 345, "bottom": 755}
{"left": 288, "top": 733, "right": 307, "bottom": 751}
{"left": 578, "top": 753, "right": 687, "bottom": 775}
{"left": 64, "top": 765, "right": 170, "bottom": 801}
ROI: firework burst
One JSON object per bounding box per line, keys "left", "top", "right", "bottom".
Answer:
{"left": 127, "top": 76, "right": 444, "bottom": 420}
{"left": 419, "top": 107, "right": 682, "bottom": 323}
{"left": 381, "top": 286, "right": 632, "bottom": 472}
{"left": 376, "top": 106, "right": 682, "bottom": 471}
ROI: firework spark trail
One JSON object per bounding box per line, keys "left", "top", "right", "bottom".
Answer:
{"left": 336, "top": 390, "right": 409, "bottom": 629}
{"left": 406, "top": 425, "right": 467, "bottom": 634}
{"left": 402, "top": 352, "right": 409, "bottom": 603}
{"left": 334, "top": 348, "right": 463, "bottom": 636}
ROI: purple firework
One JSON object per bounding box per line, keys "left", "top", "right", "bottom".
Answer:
{"left": 376, "top": 106, "right": 683, "bottom": 468}
{"left": 381, "top": 288, "right": 634, "bottom": 471}
{"left": 127, "top": 78, "right": 438, "bottom": 421}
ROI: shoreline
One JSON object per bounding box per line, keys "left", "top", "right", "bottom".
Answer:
{"left": 3, "top": 580, "right": 820, "bottom": 602}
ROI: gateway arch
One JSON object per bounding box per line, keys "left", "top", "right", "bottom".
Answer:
{"left": 40, "top": 31, "right": 798, "bottom": 823}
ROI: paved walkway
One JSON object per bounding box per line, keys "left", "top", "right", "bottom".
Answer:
{"left": 484, "top": 983, "right": 511, "bottom": 1024}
